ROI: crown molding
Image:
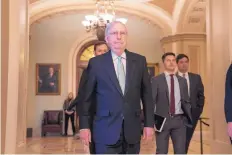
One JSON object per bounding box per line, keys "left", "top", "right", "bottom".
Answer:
{"left": 29, "top": 1, "right": 173, "bottom": 36}
{"left": 160, "top": 33, "right": 206, "bottom": 44}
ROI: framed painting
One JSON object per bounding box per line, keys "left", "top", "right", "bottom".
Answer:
{"left": 36, "top": 63, "right": 61, "bottom": 95}
{"left": 147, "top": 63, "right": 159, "bottom": 81}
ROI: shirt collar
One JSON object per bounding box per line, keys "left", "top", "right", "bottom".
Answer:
{"left": 178, "top": 71, "right": 189, "bottom": 77}
{"left": 111, "top": 51, "right": 126, "bottom": 61}
{"left": 164, "top": 71, "right": 176, "bottom": 77}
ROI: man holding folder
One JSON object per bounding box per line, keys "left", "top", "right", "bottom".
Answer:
{"left": 151, "top": 52, "right": 192, "bottom": 154}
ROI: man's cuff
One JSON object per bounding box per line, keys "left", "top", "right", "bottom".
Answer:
{"left": 79, "top": 116, "right": 90, "bottom": 129}
{"left": 79, "top": 129, "right": 90, "bottom": 132}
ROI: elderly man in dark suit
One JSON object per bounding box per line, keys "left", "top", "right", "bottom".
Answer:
{"left": 176, "top": 53, "right": 205, "bottom": 152}
{"left": 152, "top": 52, "right": 192, "bottom": 154}
{"left": 68, "top": 41, "right": 108, "bottom": 154}
{"left": 225, "top": 64, "right": 232, "bottom": 142}
{"left": 79, "top": 21, "right": 154, "bottom": 154}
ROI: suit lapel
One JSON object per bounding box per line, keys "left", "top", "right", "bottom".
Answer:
{"left": 188, "top": 73, "right": 194, "bottom": 98}
{"left": 105, "top": 51, "right": 123, "bottom": 96}
{"left": 177, "top": 75, "right": 193, "bottom": 126}
{"left": 161, "top": 73, "right": 170, "bottom": 104}
{"left": 124, "top": 50, "right": 135, "bottom": 96}
{"left": 177, "top": 75, "right": 184, "bottom": 99}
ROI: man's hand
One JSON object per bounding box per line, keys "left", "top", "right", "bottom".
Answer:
{"left": 65, "top": 110, "right": 73, "bottom": 115}
{"left": 80, "top": 129, "right": 91, "bottom": 146}
{"left": 228, "top": 122, "right": 232, "bottom": 137}
{"left": 65, "top": 110, "right": 70, "bottom": 114}
{"left": 142, "top": 127, "right": 154, "bottom": 141}
{"left": 68, "top": 111, "right": 74, "bottom": 115}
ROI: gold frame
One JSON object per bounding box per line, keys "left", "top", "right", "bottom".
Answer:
{"left": 36, "top": 63, "right": 61, "bottom": 95}
{"left": 147, "top": 63, "right": 159, "bottom": 77}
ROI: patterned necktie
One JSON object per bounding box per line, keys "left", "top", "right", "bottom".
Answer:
{"left": 117, "top": 56, "right": 125, "bottom": 94}
{"left": 170, "top": 74, "right": 175, "bottom": 114}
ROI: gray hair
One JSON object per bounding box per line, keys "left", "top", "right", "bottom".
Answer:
{"left": 105, "top": 21, "right": 127, "bottom": 37}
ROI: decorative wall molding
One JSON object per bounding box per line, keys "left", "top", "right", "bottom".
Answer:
{"left": 30, "top": 9, "right": 159, "bottom": 30}
{"left": 175, "top": 0, "right": 206, "bottom": 33}
{"left": 68, "top": 34, "right": 97, "bottom": 95}
{"left": 160, "top": 33, "right": 206, "bottom": 45}
{"left": 29, "top": 0, "right": 173, "bottom": 36}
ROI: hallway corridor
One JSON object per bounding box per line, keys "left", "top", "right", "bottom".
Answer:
{"left": 17, "top": 131, "right": 210, "bottom": 154}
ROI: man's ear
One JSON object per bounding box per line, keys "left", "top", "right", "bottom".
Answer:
{"left": 105, "top": 36, "right": 108, "bottom": 43}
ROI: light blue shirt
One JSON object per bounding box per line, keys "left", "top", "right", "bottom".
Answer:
{"left": 164, "top": 72, "right": 183, "bottom": 114}
{"left": 111, "top": 51, "right": 126, "bottom": 77}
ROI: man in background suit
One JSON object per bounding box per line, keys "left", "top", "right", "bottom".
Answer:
{"left": 176, "top": 54, "right": 205, "bottom": 152}
{"left": 151, "top": 52, "right": 192, "bottom": 154}
{"left": 224, "top": 64, "right": 232, "bottom": 142}
{"left": 68, "top": 41, "right": 108, "bottom": 153}
{"left": 79, "top": 21, "right": 154, "bottom": 154}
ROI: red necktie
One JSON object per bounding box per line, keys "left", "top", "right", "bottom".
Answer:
{"left": 170, "top": 74, "right": 175, "bottom": 115}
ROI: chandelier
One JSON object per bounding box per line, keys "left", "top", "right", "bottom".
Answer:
{"left": 82, "top": 0, "right": 128, "bottom": 33}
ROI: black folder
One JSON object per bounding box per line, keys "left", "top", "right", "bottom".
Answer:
{"left": 154, "top": 113, "right": 166, "bottom": 132}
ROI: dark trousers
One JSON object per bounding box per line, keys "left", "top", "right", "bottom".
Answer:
{"left": 95, "top": 121, "right": 140, "bottom": 154}
{"left": 89, "top": 140, "right": 96, "bottom": 154}
{"left": 64, "top": 113, "right": 75, "bottom": 134}
{"left": 186, "top": 109, "right": 201, "bottom": 153}
{"left": 155, "top": 115, "right": 186, "bottom": 154}
{"left": 89, "top": 116, "right": 95, "bottom": 154}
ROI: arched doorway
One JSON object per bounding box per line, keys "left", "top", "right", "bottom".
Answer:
{"left": 75, "top": 40, "right": 98, "bottom": 94}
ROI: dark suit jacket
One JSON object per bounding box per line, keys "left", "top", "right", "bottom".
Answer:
{"left": 188, "top": 73, "right": 205, "bottom": 122}
{"left": 63, "top": 99, "right": 75, "bottom": 111}
{"left": 225, "top": 64, "right": 232, "bottom": 122}
{"left": 68, "top": 69, "right": 88, "bottom": 115}
{"left": 79, "top": 50, "right": 154, "bottom": 145}
{"left": 39, "top": 73, "right": 57, "bottom": 93}
{"left": 151, "top": 73, "right": 193, "bottom": 127}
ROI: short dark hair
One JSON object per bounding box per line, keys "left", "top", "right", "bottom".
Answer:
{"left": 176, "top": 54, "right": 189, "bottom": 63}
{"left": 162, "top": 52, "right": 176, "bottom": 62}
{"left": 94, "top": 41, "right": 108, "bottom": 51}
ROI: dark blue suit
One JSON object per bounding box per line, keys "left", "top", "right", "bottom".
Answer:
{"left": 225, "top": 64, "right": 232, "bottom": 122}
{"left": 79, "top": 50, "right": 154, "bottom": 154}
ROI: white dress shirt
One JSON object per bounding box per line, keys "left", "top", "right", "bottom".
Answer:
{"left": 178, "top": 72, "right": 190, "bottom": 96}
{"left": 111, "top": 51, "right": 126, "bottom": 77}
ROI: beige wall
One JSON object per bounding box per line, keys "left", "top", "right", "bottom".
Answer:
{"left": 207, "top": 0, "right": 232, "bottom": 153}
{"left": 0, "top": 0, "right": 2, "bottom": 152}
{"left": 27, "top": 12, "right": 164, "bottom": 136}
{"left": 1, "top": 0, "right": 9, "bottom": 153}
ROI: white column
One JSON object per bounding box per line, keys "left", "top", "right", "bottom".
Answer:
{"left": 16, "top": 0, "right": 29, "bottom": 147}
{"left": 3, "top": 0, "right": 28, "bottom": 153}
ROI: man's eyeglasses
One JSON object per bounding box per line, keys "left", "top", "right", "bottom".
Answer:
{"left": 109, "top": 31, "right": 127, "bottom": 36}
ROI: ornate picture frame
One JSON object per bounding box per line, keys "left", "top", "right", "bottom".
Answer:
{"left": 36, "top": 63, "right": 61, "bottom": 95}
